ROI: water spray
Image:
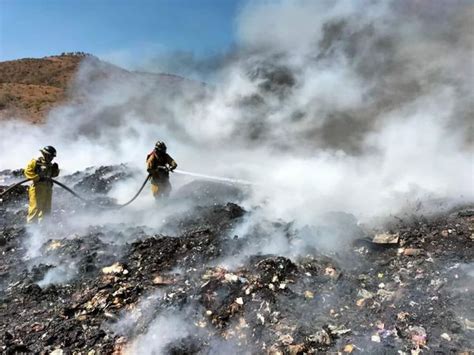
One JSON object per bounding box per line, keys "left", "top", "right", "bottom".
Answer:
{"left": 174, "top": 169, "right": 256, "bottom": 186}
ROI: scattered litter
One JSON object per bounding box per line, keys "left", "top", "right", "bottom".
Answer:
{"left": 371, "top": 334, "right": 381, "bottom": 342}
{"left": 152, "top": 275, "right": 174, "bottom": 285}
{"left": 307, "top": 330, "right": 331, "bottom": 345}
{"left": 224, "top": 273, "right": 239, "bottom": 282}
{"left": 409, "top": 326, "right": 427, "bottom": 347}
{"left": 47, "top": 240, "right": 63, "bottom": 251}
{"left": 373, "top": 232, "right": 399, "bottom": 244}
{"left": 440, "top": 333, "right": 451, "bottom": 341}
{"left": 343, "top": 344, "right": 355, "bottom": 353}
{"left": 463, "top": 318, "right": 474, "bottom": 330}
{"left": 328, "top": 324, "right": 351, "bottom": 336}
{"left": 102, "top": 262, "right": 125, "bottom": 274}
{"left": 279, "top": 334, "right": 294, "bottom": 345}
{"left": 403, "top": 248, "right": 422, "bottom": 256}
{"left": 397, "top": 311, "right": 410, "bottom": 321}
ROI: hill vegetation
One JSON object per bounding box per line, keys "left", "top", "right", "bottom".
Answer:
{"left": 0, "top": 54, "right": 91, "bottom": 122}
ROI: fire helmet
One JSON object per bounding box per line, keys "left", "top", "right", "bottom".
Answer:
{"left": 40, "top": 146, "right": 57, "bottom": 157}
{"left": 154, "top": 141, "right": 167, "bottom": 153}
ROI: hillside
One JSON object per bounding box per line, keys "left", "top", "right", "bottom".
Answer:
{"left": 0, "top": 54, "right": 90, "bottom": 122}
{"left": 0, "top": 53, "right": 193, "bottom": 123}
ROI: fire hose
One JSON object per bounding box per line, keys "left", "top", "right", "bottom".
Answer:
{"left": 0, "top": 175, "right": 151, "bottom": 209}
{"left": 0, "top": 178, "right": 32, "bottom": 197}
{"left": 0, "top": 169, "right": 254, "bottom": 208}
{"left": 51, "top": 175, "right": 151, "bottom": 209}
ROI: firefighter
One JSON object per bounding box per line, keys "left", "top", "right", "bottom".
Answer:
{"left": 24, "top": 146, "right": 60, "bottom": 223}
{"left": 146, "top": 141, "right": 177, "bottom": 199}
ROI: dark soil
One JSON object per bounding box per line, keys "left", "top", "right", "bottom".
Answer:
{"left": 0, "top": 166, "right": 472, "bottom": 354}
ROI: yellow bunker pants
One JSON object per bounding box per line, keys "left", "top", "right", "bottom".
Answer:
{"left": 27, "top": 183, "right": 53, "bottom": 223}
{"left": 151, "top": 180, "right": 171, "bottom": 199}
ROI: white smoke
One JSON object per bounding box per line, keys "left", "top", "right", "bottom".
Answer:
{"left": 0, "top": 0, "right": 468, "bottom": 351}
{"left": 1, "top": 0, "right": 473, "bottom": 230}
{"left": 125, "top": 312, "right": 192, "bottom": 355}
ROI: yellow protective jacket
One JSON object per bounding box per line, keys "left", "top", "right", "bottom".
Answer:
{"left": 146, "top": 151, "right": 177, "bottom": 184}
{"left": 24, "top": 157, "right": 60, "bottom": 223}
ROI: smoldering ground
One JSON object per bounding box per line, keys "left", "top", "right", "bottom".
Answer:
{"left": 0, "top": 0, "right": 473, "bottom": 353}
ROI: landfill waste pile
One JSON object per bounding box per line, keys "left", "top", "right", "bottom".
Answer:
{"left": 0, "top": 166, "right": 473, "bottom": 354}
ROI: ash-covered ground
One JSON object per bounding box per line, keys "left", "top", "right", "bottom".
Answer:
{"left": 0, "top": 166, "right": 473, "bottom": 354}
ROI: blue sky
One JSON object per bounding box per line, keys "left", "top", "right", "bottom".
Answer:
{"left": 0, "top": 0, "right": 246, "bottom": 64}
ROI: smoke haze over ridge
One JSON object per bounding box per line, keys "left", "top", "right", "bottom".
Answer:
{"left": 1, "top": 0, "right": 473, "bottom": 223}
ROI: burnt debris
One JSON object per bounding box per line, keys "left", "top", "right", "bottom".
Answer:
{"left": 0, "top": 165, "right": 472, "bottom": 353}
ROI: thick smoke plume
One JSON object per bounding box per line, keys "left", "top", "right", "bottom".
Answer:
{"left": 1, "top": 0, "right": 473, "bottom": 223}
{"left": 1, "top": 1, "right": 473, "bottom": 353}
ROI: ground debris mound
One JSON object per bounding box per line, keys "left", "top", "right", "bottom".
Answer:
{"left": 0, "top": 165, "right": 473, "bottom": 353}
{"left": 174, "top": 180, "right": 247, "bottom": 205}
{"left": 69, "top": 164, "right": 133, "bottom": 194}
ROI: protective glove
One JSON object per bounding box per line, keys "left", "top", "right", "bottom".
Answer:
{"left": 51, "top": 163, "right": 59, "bottom": 176}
